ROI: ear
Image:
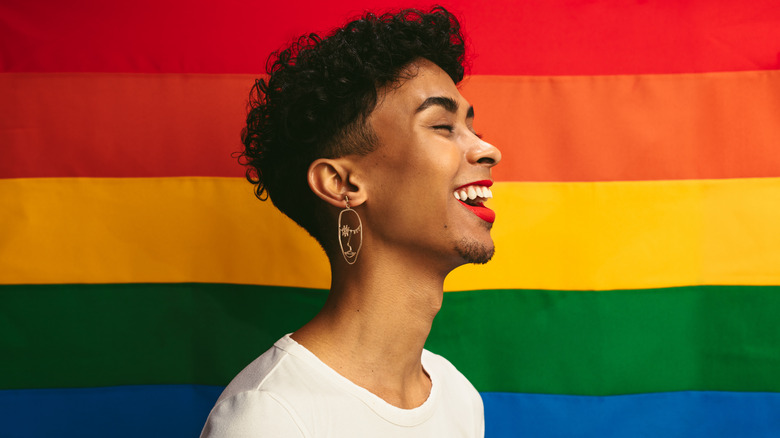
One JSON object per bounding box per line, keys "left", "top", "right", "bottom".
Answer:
{"left": 308, "top": 158, "right": 366, "bottom": 208}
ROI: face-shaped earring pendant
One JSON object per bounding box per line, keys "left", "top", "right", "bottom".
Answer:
{"left": 338, "top": 196, "right": 362, "bottom": 265}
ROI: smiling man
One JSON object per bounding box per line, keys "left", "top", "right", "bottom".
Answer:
{"left": 201, "top": 7, "right": 500, "bottom": 437}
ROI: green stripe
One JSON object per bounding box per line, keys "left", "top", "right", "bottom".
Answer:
{"left": 2, "top": 284, "right": 778, "bottom": 395}
{"left": 1, "top": 283, "right": 326, "bottom": 389}
{"left": 431, "top": 286, "right": 780, "bottom": 395}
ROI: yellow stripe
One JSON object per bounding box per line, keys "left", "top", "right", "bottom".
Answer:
{"left": 0, "top": 178, "right": 330, "bottom": 288}
{"left": 446, "top": 178, "right": 780, "bottom": 291}
{"left": 2, "top": 177, "right": 779, "bottom": 290}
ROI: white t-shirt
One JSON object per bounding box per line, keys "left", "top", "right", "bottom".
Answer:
{"left": 201, "top": 334, "right": 484, "bottom": 437}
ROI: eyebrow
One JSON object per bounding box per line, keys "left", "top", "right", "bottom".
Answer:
{"left": 415, "top": 96, "right": 475, "bottom": 118}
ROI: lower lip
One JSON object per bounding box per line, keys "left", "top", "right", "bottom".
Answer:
{"left": 458, "top": 200, "right": 495, "bottom": 223}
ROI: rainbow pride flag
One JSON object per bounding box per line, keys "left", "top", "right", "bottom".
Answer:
{"left": 2, "top": 1, "right": 780, "bottom": 436}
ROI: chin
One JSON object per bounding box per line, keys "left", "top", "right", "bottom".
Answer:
{"left": 454, "top": 238, "right": 495, "bottom": 265}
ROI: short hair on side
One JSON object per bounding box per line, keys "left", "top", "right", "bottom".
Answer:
{"left": 239, "top": 6, "right": 467, "bottom": 252}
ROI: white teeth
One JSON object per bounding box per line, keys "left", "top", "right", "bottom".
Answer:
{"left": 454, "top": 185, "right": 494, "bottom": 201}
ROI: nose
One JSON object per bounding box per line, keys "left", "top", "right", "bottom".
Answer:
{"left": 467, "top": 137, "right": 502, "bottom": 167}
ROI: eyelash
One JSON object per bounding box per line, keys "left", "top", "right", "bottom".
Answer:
{"left": 433, "top": 125, "right": 483, "bottom": 139}
{"left": 433, "top": 125, "right": 454, "bottom": 132}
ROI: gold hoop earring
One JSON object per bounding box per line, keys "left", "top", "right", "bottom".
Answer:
{"left": 338, "top": 195, "right": 362, "bottom": 265}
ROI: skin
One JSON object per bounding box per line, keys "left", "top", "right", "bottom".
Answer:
{"left": 293, "top": 58, "right": 501, "bottom": 409}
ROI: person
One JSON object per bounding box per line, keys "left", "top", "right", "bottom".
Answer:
{"left": 201, "top": 6, "right": 501, "bottom": 437}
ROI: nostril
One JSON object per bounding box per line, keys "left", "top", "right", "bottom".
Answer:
{"left": 477, "top": 157, "right": 495, "bottom": 165}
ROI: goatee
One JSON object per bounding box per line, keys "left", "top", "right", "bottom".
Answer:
{"left": 455, "top": 238, "right": 494, "bottom": 265}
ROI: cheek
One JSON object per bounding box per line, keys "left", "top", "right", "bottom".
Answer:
{"left": 363, "top": 135, "right": 462, "bottom": 209}
{"left": 419, "top": 147, "right": 463, "bottom": 190}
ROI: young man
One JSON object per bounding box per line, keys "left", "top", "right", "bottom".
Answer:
{"left": 201, "top": 7, "right": 501, "bottom": 437}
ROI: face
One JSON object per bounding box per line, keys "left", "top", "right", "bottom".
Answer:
{"left": 356, "top": 59, "right": 502, "bottom": 271}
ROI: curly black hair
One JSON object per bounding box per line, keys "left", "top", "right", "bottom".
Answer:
{"left": 239, "top": 6, "right": 467, "bottom": 251}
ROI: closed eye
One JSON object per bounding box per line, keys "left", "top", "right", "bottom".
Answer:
{"left": 433, "top": 125, "right": 454, "bottom": 132}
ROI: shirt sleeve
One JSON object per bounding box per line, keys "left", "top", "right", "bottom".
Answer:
{"left": 200, "top": 390, "right": 306, "bottom": 438}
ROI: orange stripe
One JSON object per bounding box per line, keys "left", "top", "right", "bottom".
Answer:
{"left": 0, "top": 73, "right": 251, "bottom": 178}
{"left": 463, "top": 70, "right": 780, "bottom": 182}
{"left": 2, "top": 71, "right": 780, "bottom": 180}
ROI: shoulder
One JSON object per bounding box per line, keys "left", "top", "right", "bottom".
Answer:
{"left": 201, "top": 335, "right": 313, "bottom": 437}
{"left": 423, "top": 349, "right": 485, "bottom": 437}
{"left": 201, "top": 390, "right": 306, "bottom": 438}
{"left": 201, "top": 335, "right": 333, "bottom": 437}
{"left": 215, "top": 335, "right": 325, "bottom": 402}
{"left": 423, "top": 349, "right": 480, "bottom": 398}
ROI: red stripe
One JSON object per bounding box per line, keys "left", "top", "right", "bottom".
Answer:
{"left": 2, "top": 0, "right": 779, "bottom": 75}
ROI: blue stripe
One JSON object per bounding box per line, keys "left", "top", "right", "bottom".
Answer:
{"left": 483, "top": 391, "right": 780, "bottom": 438}
{"left": 0, "top": 385, "right": 222, "bottom": 438}
{"left": 2, "top": 386, "right": 779, "bottom": 437}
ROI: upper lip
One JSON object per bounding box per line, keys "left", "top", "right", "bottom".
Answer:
{"left": 455, "top": 179, "right": 493, "bottom": 190}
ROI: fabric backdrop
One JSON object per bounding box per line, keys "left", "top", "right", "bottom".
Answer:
{"left": 2, "top": 0, "right": 780, "bottom": 436}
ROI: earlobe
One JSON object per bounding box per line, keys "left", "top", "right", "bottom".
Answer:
{"left": 308, "top": 158, "right": 366, "bottom": 208}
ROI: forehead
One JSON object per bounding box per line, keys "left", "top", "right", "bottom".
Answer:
{"left": 371, "top": 59, "right": 466, "bottom": 117}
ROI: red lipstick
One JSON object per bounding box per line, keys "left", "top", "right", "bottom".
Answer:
{"left": 455, "top": 180, "right": 493, "bottom": 190}
{"left": 460, "top": 201, "right": 495, "bottom": 223}
{"left": 455, "top": 180, "right": 495, "bottom": 224}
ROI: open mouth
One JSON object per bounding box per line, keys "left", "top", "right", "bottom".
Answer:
{"left": 454, "top": 182, "right": 495, "bottom": 223}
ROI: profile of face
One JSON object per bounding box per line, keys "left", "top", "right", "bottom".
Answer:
{"left": 358, "top": 58, "right": 502, "bottom": 269}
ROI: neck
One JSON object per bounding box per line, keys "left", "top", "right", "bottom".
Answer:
{"left": 292, "top": 247, "right": 451, "bottom": 409}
